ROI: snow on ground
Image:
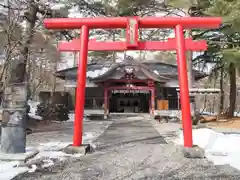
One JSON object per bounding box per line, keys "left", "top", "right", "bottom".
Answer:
{"left": 0, "top": 160, "right": 29, "bottom": 180}
{"left": 67, "top": 113, "right": 75, "bottom": 122}
{"left": 0, "top": 142, "right": 84, "bottom": 180}
{"left": 174, "top": 128, "right": 240, "bottom": 171}
{"left": 27, "top": 100, "right": 42, "bottom": 120}
{"left": 0, "top": 116, "right": 112, "bottom": 180}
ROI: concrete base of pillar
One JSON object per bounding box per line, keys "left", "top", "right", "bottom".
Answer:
{"left": 62, "top": 144, "right": 96, "bottom": 155}
{"left": 62, "top": 145, "right": 86, "bottom": 155}
{"left": 181, "top": 145, "right": 205, "bottom": 159}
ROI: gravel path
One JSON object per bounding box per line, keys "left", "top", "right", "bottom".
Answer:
{"left": 16, "top": 116, "right": 240, "bottom": 180}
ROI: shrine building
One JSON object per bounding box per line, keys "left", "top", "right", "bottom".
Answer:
{"left": 55, "top": 59, "right": 205, "bottom": 117}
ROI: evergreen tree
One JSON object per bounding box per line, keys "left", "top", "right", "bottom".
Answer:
{"left": 199, "top": 0, "right": 240, "bottom": 117}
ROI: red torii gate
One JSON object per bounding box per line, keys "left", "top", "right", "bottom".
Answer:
{"left": 44, "top": 16, "right": 221, "bottom": 148}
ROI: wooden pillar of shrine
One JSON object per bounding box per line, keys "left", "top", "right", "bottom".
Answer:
{"left": 104, "top": 88, "right": 108, "bottom": 119}
{"left": 151, "top": 88, "right": 155, "bottom": 115}
{"left": 147, "top": 80, "right": 155, "bottom": 115}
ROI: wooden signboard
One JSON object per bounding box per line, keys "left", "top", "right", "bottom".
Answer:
{"left": 157, "top": 100, "right": 169, "bottom": 110}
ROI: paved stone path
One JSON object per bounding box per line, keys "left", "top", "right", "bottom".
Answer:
{"left": 16, "top": 116, "right": 240, "bottom": 180}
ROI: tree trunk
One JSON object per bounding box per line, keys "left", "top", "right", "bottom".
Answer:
{"left": 185, "top": 29, "right": 196, "bottom": 118}
{"left": 112, "top": 32, "right": 116, "bottom": 62}
{"left": 1, "top": 2, "right": 38, "bottom": 153}
{"left": 219, "top": 66, "right": 224, "bottom": 113}
{"left": 51, "top": 58, "right": 58, "bottom": 102}
{"left": 228, "top": 62, "right": 236, "bottom": 117}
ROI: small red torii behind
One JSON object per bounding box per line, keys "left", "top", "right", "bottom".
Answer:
{"left": 44, "top": 16, "right": 222, "bottom": 148}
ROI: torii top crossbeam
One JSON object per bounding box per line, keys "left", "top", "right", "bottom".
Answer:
{"left": 44, "top": 17, "right": 221, "bottom": 29}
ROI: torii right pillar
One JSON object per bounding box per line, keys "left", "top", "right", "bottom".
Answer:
{"left": 175, "top": 25, "right": 192, "bottom": 147}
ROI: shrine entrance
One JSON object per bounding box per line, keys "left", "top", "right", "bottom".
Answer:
{"left": 109, "top": 91, "right": 150, "bottom": 114}
{"left": 106, "top": 86, "right": 155, "bottom": 115}
{"left": 44, "top": 16, "right": 221, "bottom": 148}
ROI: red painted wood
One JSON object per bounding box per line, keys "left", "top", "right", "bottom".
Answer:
{"left": 104, "top": 88, "right": 108, "bottom": 117}
{"left": 151, "top": 88, "right": 155, "bottom": 115}
{"left": 73, "top": 25, "right": 89, "bottom": 146}
{"left": 44, "top": 17, "right": 221, "bottom": 29}
{"left": 175, "top": 25, "right": 193, "bottom": 147}
{"left": 58, "top": 38, "right": 207, "bottom": 51}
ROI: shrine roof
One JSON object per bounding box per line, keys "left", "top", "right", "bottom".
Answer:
{"left": 142, "top": 60, "right": 205, "bottom": 79}
{"left": 90, "top": 60, "right": 172, "bottom": 82}
{"left": 55, "top": 60, "right": 206, "bottom": 81}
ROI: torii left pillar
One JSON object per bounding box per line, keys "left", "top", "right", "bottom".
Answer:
{"left": 73, "top": 25, "right": 89, "bottom": 146}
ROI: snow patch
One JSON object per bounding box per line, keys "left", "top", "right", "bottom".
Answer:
{"left": 67, "top": 113, "right": 75, "bottom": 122}
{"left": 27, "top": 100, "right": 42, "bottom": 120}
{"left": 67, "top": 113, "right": 90, "bottom": 122}
{"left": 153, "top": 70, "right": 159, "bottom": 75}
{"left": 87, "top": 67, "right": 109, "bottom": 78}
{"left": 174, "top": 128, "right": 221, "bottom": 149}
{"left": 0, "top": 161, "right": 29, "bottom": 180}
{"left": 50, "top": 3, "right": 66, "bottom": 10}
{"left": 126, "top": 116, "right": 144, "bottom": 121}
{"left": 174, "top": 128, "right": 240, "bottom": 170}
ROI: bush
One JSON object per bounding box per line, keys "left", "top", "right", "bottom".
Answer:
{"left": 36, "top": 102, "right": 69, "bottom": 121}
